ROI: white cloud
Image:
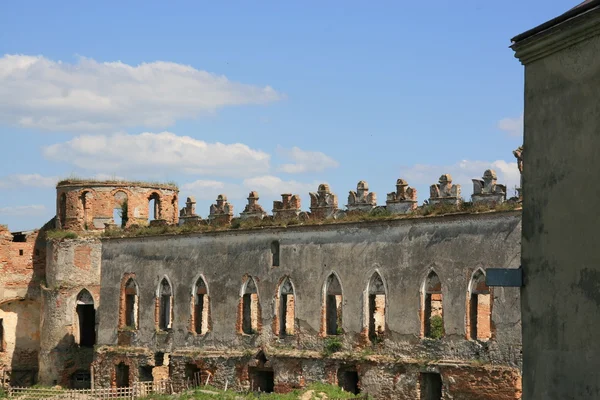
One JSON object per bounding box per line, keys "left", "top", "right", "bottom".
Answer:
{"left": 0, "top": 174, "right": 58, "bottom": 189}
{"left": 242, "top": 175, "right": 320, "bottom": 196}
{"left": 0, "top": 205, "right": 46, "bottom": 216}
{"left": 498, "top": 114, "right": 523, "bottom": 137}
{"left": 0, "top": 54, "right": 283, "bottom": 132}
{"left": 43, "top": 132, "right": 271, "bottom": 178}
{"left": 181, "top": 180, "right": 245, "bottom": 200}
{"left": 277, "top": 146, "right": 339, "bottom": 174}
{"left": 402, "top": 159, "right": 521, "bottom": 198}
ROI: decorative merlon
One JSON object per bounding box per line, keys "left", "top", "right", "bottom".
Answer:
{"left": 429, "top": 174, "right": 461, "bottom": 206}
{"left": 240, "top": 191, "right": 267, "bottom": 220}
{"left": 472, "top": 170, "right": 506, "bottom": 205}
{"left": 310, "top": 184, "right": 339, "bottom": 219}
{"left": 209, "top": 194, "right": 233, "bottom": 225}
{"left": 347, "top": 181, "right": 377, "bottom": 213}
{"left": 273, "top": 194, "right": 302, "bottom": 220}
{"left": 179, "top": 196, "right": 202, "bottom": 225}
{"left": 386, "top": 178, "right": 418, "bottom": 214}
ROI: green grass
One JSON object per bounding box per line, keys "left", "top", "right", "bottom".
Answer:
{"left": 141, "top": 382, "right": 362, "bottom": 399}
{"left": 428, "top": 315, "right": 444, "bottom": 340}
{"left": 46, "top": 230, "right": 78, "bottom": 240}
{"left": 322, "top": 336, "right": 343, "bottom": 356}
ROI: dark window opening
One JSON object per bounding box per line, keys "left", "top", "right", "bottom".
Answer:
{"left": 59, "top": 193, "right": 67, "bottom": 228}
{"left": 194, "top": 278, "right": 208, "bottom": 334}
{"left": 139, "top": 366, "right": 154, "bottom": 382}
{"left": 115, "top": 363, "right": 130, "bottom": 388}
{"left": 242, "top": 278, "right": 258, "bottom": 334}
{"left": 158, "top": 278, "right": 172, "bottom": 331}
{"left": 420, "top": 372, "right": 442, "bottom": 400}
{"left": 35, "top": 249, "right": 40, "bottom": 256}
{"left": 279, "top": 278, "right": 294, "bottom": 336}
{"left": 19, "top": 249, "right": 23, "bottom": 256}
{"left": 0, "top": 319, "right": 4, "bottom": 352}
{"left": 155, "top": 352, "right": 165, "bottom": 366}
{"left": 76, "top": 304, "right": 96, "bottom": 347}
{"left": 12, "top": 233, "right": 26, "bottom": 243}
{"left": 271, "top": 241, "right": 280, "bottom": 267}
{"left": 10, "top": 370, "right": 37, "bottom": 387}
{"left": 337, "top": 368, "right": 360, "bottom": 395}
{"left": 184, "top": 363, "right": 210, "bottom": 387}
{"left": 325, "top": 274, "right": 343, "bottom": 335}
{"left": 249, "top": 368, "right": 274, "bottom": 393}
{"left": 424, "top": 271, "right": 444, "bottom": 339}
{"left": 368, "top": 273, "right": 386, "bottom": 342}
{"left": 70, "top": 370, "right": 91, "bottom": 389}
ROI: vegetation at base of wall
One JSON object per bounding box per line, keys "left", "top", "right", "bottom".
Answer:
{"left": 322, "top": 336, "right": 344, "bottom": 356}
{"left": 0, "top": 387, "right": 6, "bottom": 398}
{"left": 141, "top": 382, "right": 363, "bottom": 399}
{"left": 46, "top": 230, "right": 79, "bottom": 240}
{"left": 428, "top": 315, "right": 444, "bottom": 340}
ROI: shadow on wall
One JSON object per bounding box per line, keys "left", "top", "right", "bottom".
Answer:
{"left": 6, "top": 218, "right": 55, "bottom": 386}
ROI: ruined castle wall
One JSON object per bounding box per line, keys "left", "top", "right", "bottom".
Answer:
{"left": 95, "top": 211, "right": 521, "bottom": 398}
{"left": 38, "top": 238, "right": 102, "bottom": 386}
{"left": 0, "top": 226, "right": 47, "bottom": 385}
{"left": 56, "top": 182, "right": 179, "bottom": 231}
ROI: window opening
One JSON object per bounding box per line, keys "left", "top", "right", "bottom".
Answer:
{"left": 271, "top": 241, "right": 280, "bottom": 267}
{"left": 124, "top": 279, "right": 138, "bottom": 329}
{"left": 194, "top": 277, "right": 209, "bottom": 334}
{"left": 337, "top": 367, "right": 360, "bottom": 394}
{"left": 242, "top": 278, "right": 259, "bottom": 334}
{"left": 113, "top": 191, "right": 128, "bottom": 228}
{"left": 70, "top": 370, "right": 91, "bottom": 389}
{"left": 139, "top": 366, "right": 154, "bottom": 382}
{"left": 469, "top": 270, "right": 491, "bottom": 340}
{"left": 0, "top": 319, "right": 4, "bottom": 352}
{"left": 279, "top": 278, "right": 295, "bottom": 336}
{"left": 76, "top": 289, "right": 95, "bottom": 347}
{"left": 420, "top": 372, "right": 442, "bottom": 400}
{"left": 158, "top": 278, "right": 172, "bottom": 330}
{"left": 424, "top": 271, "right": 444, "bottom": 339}
{"left": 368, "top": 273, "right": 386, "bottom": 342}
{"left": 149, "top": 193, "right": 161, "bottom": 221}
{"left": 59, "top": 193, "right": 67, "bottom": 228}
{"left": 325, "top": 273, "right": 343, "bottom": 335}
{"left": 115, "top": 363, "right": 129, "bottom": 388}
{"left": 248, "top": 351, "right": 274, "bottom": 393}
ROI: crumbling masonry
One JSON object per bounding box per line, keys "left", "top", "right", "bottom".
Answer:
{"left": 0, "top": 168, "right": 522, "bottom": 399}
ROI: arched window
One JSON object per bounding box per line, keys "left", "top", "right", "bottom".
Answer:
{"left": 123, "top": 278, "right": 139, "bottom": 329}
{"left": 193, "top": 277, "right": 209, "bottom": 335}
{"left": 113, "top": 191, "right": 128, "bottom": 228}
{"left": 423, "top": 271, "right": 444, "bottom": 339}
{"left": 59, "top": 193, "right": 67, "bottom": 228}
{"left": 75, "top": 289, "right": 95, "bottom": 347}
{"left": 468, "top": 269, "right": 492, "bottom": 341}
{"left": 241, "top": 277, "right": 260, "bottom": 334}
{"left": 158, "top": 278, "right": 173, "bottom": 331}
{"left": 277, "top": 277, "right": 295, "bottom": 337}
{"left": 80, "top": 191, "right": 93, "bottom": 230}
{"left": 324, "top": 273, "right": 343, "bottom": 335}
{"left": 367, "top": 272, "right": 386, "bottom": 342}
{"left": 149, "top": 193, "right": 161, "bottom": 221}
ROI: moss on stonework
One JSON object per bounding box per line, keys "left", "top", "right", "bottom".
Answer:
{"left": 57, "top": 176, "right": 178, "bottom": 190}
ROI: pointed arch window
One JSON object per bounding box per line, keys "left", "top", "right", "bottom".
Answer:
{"left": 122, "top": 278, "right": 139, "bottom": 329}
{"left": 324, "top": 273, "right": 343, "bottom": 335}
{"left": 468, "top": 270, "right": 492, "bottom": 340}
{"left": 75, "top": 289, "right": 95, "bottom": 347}
{"left": 278, "top": 277, "right": 295, "bottom": 336}
{"left": 158, "top": 278, "right": 173, "bottom": 331}
{"left": 367, "top": 272, "right": 386, "bottom": 342}
{"left": 193, "top": 277, "right": 209, "bottom": 335}
{"left": 423, "top": 271, "right": 444, "bottom": 339}
{"left": 241, "top": 277, "right": 260, "bottom": 334}
{"left": 149, "top": 193, "right": 161, "bottom": 221}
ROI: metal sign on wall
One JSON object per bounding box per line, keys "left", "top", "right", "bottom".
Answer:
{"left": 486, "top": 268, "right": 522, "bottom": 287}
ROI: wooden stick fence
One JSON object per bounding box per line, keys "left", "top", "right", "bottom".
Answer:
{"left": 7, "top": 380, "right": 171, "bottom": 399}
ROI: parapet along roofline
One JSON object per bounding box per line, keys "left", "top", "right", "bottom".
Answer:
{"left": 99, "top": 208, "right": 522, "bottom": 241}
{"left": 56, "top": 179, "right": 179, "bottom": 190}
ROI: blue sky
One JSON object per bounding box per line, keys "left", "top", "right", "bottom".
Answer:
{"left": 0, "top": 0, "right": 575, "bottom": 231}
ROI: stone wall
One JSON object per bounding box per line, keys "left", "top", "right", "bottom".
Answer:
{"left": 94, "top": 211, "right": 522, "bottom": 399}
{"left": 38, "top": 238, "right": 102, "bottom": 386}
{"left": 56, "top": 180, "right": 179, "bottom": 231}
